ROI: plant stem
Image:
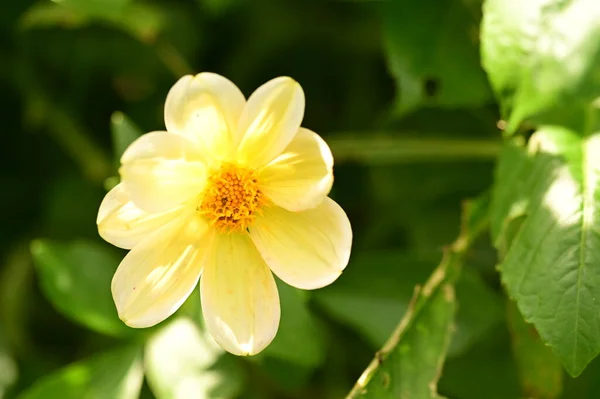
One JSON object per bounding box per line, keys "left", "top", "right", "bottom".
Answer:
{"left": 328, "top": 136, "right": 501, "bottom": 164}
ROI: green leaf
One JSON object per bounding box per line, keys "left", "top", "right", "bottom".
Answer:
{"left": 345, "top": 268, "right": 456, "bottom": 399}
{"left": 144, "top": 317, "right": 244, "bottom": 399}
{"left": 0, "top": 332, "right": 18, "bottom": 398}
{"left": 490, "top": 139, "right": 530, "bottom": 252}
{"left": 18, "top": 345, "right": 143, "bottom": 399}
{"left": 481, "top": 0, "right": 600, "bottom": 131}
{"left": 111, "top": 111, "right": 143, "bottom": 162}
{"left": 52, "top": 0, "right": 131, "bottom": 19}
{"left": 30, "top": 240, "right": 133, "bottom": 338}
{"left": 313, "top": 252, "right": 502, "bottom": 357}
{"left": 259, "top": 280, "right": 325, "bottom": 367}
{"left": 383, "top": 0, "right": 491, "bottom": 115}
{"left": 345, "top": 197, "right": 488, "bottom": 398}
{"left": 493, "top": 108, "right": 600, "bottom": 376}
{"left": 507, "top": 301, "right": 563, "bottom": 399}
{"left": 439, "top": 323, "right": 521, "bottom": 399}
{"left": 22, "top": 2, "right": 165, "bottom": 43}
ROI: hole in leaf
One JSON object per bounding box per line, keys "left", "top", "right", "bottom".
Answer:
{"left": 423, "top": 78, "right": 439, "bottom": 98}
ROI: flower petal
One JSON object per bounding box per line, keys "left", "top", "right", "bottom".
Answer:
{"left": 120, "top": 131, "right": 206, "bottom": 213}
{"left": 164, "top": 73, "right": 245, "bottom": 161}
{"left": 235, "top": 77, "right": 305, "bottom": 168}
{"left": 112, "top": 213, "right": 212, "bottom": 328}
{"left": 259, "top": 128, "right": 333, "bottom": 211}
{"left": 97, "top": 183, "right": 185, "bottom": 250}
{"left": 201, "top": 233, "right": 280, "bottom": 356}
{"left": 249, "top": 198, "right": 352, "bottom": 290}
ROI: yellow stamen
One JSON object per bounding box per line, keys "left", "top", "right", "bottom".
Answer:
{"left": 198, "top": 163, "right": 267, "bottom": 233}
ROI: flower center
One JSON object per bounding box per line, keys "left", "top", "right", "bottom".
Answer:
{"left": 198, "top": 163, "right": 266, "bottom": 233}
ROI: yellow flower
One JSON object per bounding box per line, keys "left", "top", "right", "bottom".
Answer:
{"left": 97, "top": 73, "right": 352, "bottom": 355}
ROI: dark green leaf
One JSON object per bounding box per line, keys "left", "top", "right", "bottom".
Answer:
{"left": 17, "top": 345, "right": 143, "bottom": 399}
{"left": 507, "top": 301, "right": 563, "bottom": 399}
{"left": 314, "top": 252, "right": 501, "bottom": 357}
{"left": 345, "top": 273, "right": 456, "bottom": 398}
{"left": 481, "top": 0, "right": 600, "bottom": 131}
{"left": 493, "top": 108, "right": 600, "bottom": 376}
{"left": 384, "top": 0, "right": 491, "bottom": 115}
{"left": 30, "top": 240, "right": 133, "bottom": 337}
{"left": 439, "top": 323, "right": 521, "bottom": 399}
{"left": 144, "top": 317, "right": 244, "bottom": 399}
{"left": 259, "top": 280, "right": 325, "bottom": 367}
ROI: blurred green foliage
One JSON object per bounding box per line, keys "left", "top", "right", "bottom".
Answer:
{"left": 2, "top": 0, "right": 600, "bottom": 398}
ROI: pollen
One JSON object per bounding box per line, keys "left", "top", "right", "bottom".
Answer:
{"left": 198, "top": 163, "right": 267, "bottom": 233}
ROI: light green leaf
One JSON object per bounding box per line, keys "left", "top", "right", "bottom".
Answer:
{"left": 507, "top": 301, "right": 563, "bottom": 399}
{"left": 481, "top": 0, "right": 600, "bottom": 131}
{"left": 30, "top": 240, "right": 133, "bottom": 338}
{"left": 111, "top": 112, "right": 143, "bottom": 162}
{"left": 144, "top": 317, "right": 244, "bottom": 399}
{"left": 493, "top": 108, "right": 600, "bottom": 376}
{"left": 52, "top": 0, "right": 130, "bottom": 19}
{"left": 21, "top": 2, "right": 165, "bottom": 43}
{"left": 258, "top": 280, "right": 325, "bottom": 367}
{"left": 384, "top": 0, "right": 491, "bottom": 115}
{"left": 313, "top": 252, "right": 502, "bottom": 357}
{"left": 18, "top": 345, "right": 143, "bottom": 399}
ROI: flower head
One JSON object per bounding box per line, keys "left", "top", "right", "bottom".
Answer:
{"left": 97, "top": 73, "right": 352, "bottom": 355}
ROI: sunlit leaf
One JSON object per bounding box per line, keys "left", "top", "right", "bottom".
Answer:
{"left": 144, "top": 317, "right": 244, "bottom": 399}
{"left": 30, "top": 240, "right": 133, "bottom": 338}
{"left": 507, "top": 301, "right": 563, "bottom": 399}
{"left": 492, "top": 108, "right": 600, "bottom": 376}
{"left": 17, "top": 345, "right": 143, "bottom": 399}
{"left": 481, "top": 0, "right": 600, "bottom": 131}
{"left": 383, "top": 0, "right": 491, "bottom": 115}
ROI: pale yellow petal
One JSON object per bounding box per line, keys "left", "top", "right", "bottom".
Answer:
{"left": 97, "top": 183, "right": 185, "bottom": 250}
{"left": 235, "top": 77, "right": 305, "bottom": 168}
{"left": 259, "top": 128, "right": 333, "bottom": 211}
{"left": 249, "top": 198, "right": 352, "bottom": 290}
{"left": 112, "top": 213, "right": 212, "bottom": 328}
{"left": 164, "top": 73, "right": 245, "bottom": 161}
{"left": 200, "top": 233, "right": 280, "bottom": 356}
{"left": 120, "top": 131, "right": 206, "bottom": 213}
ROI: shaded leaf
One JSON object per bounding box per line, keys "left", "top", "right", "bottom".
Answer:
{"left": 314, "top": 252, "right": 502, "bottom": 357}
{"left": 384, "top": 0, "right": 491, "bottom": 115}
{"left": 17, "top": 345, "right": 143, "bottom": 399}
{"left": 30, "top": 240, "right": 133, "bottom": 337}
{"left": 259, "top": 280, "right": 325, "bottom": 367}
{"left": 507, "top": 301, "right": 563, "bottom": 399}
{"left": 345, "top": 197, "right": 489, "bottom": 398}
{"left": 439, "top": 323, "right": 521, "bottom": 399}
